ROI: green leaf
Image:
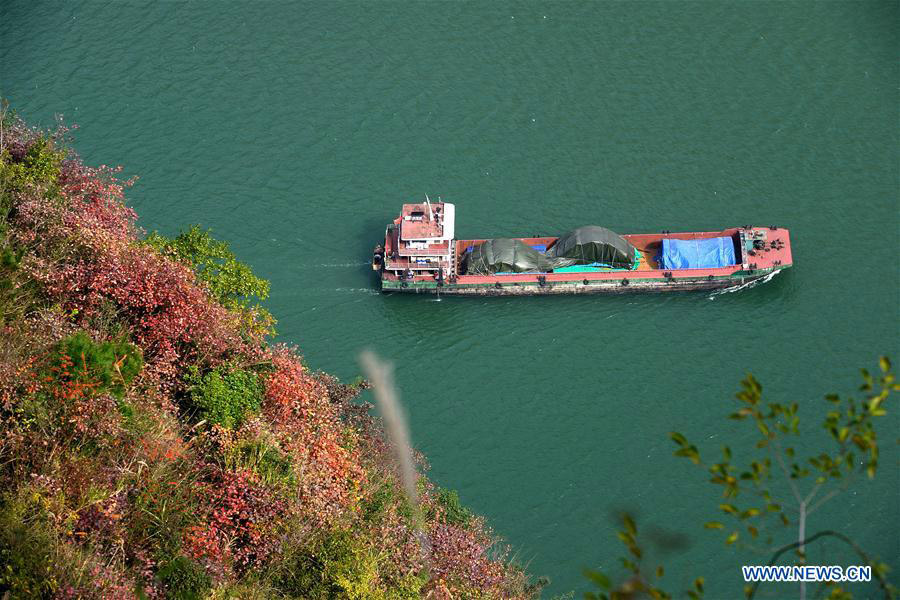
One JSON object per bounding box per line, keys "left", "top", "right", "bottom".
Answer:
{"left": 704, "top": 521, "right": 724, "bottom": 529}
{"left": 718, "top": 503, "right": 738, "bottom": 515}
{"left": 868, "top": 393, "right": 887, "bottom": 415}
{"left": 694, "top": 577, "right": 705, "bottom": 593}
{"left": 879, "top": 356, "right": 891, "bottom": 373}
{"left": 726, "top": 531, "right": 739, "bottom": 544}
{"left": 623, "top": 514, "right": 637, "bottom": 537}
{"left": 674, "top": 447, "right": 701, "bottom": 464}
{"left": 656, "top": 565, "right": 664, "bottom": 578}
{"left": 670, "top": 432, "right": 687, "bottom": 446}
{"left": 860, "top": 368, "right": 873, "bottom": 391}
{"left": 583, "top": 569, "right": 611, "bottom": 590}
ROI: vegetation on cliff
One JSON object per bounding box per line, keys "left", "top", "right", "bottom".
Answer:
{"left": 0, "top": 106, "right": 540, "bottom": 599}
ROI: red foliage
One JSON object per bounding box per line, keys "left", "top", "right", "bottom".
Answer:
{"left": 10, "top": 155, "right": 248, "bottom": 392}
{"left": 58, "top": 161, "right": 138, "bottom": 242}
{"left": 50, "top": 243, "right": 241, "bottom": 381}
{"left": 261, "top": 345, "right": 366, "bottom": 521}
{"left": 73, "top": 492, "right": 127, "bottom": 549}
{"left": 183, "top": 468, "right": 286, "bottom": 575}
{"left": 427, "top": 522, "right": 506, "bottom": 594}
{"left": 0, "top": 118, "right": 532, "bottom": 598}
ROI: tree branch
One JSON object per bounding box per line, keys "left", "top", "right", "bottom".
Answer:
{"left": 770, "top": 437, "right": 803, "bottom": 504}
{"left": 747, "top": 530, "right": 892, "bottom": 600}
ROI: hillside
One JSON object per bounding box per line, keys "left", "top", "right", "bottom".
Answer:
{"left": 0, "top": 108, "right": 540, "bottom": 599}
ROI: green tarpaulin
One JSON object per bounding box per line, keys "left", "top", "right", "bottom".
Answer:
{"left": 463, "top": 239, "right": 574, "bottom": 275}
{"left": 545, "top": 226, "right": 636, "bottom": 269}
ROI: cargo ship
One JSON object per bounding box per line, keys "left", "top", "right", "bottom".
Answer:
{"left": 372, "top": 199, "right": 792, "bottom": 295}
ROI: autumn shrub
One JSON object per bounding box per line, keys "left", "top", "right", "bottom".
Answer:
{"left": 0, "top": 480, "right": 139, "bottom": 599}
{"left": 40, "top": 242, "right": 243, "bottom": 390}
{"left": 183, "top": 468, "right": 286, "bottom": 576}
{"left": 6, "top": 143, "right": 245, "bottom": 391}
{"left": 0, "top": 110, "right": 540, "bottom": 600}
{"left": 145, "top": 225, "right": 275, "bottom": 338}
{"left": 262, "top": 346, "right": 366, "bottom": 521}
{"left": 184, "top": 365, "right": 263, "bottom": 429}
{"left": 428, "top": 521, "right": 508, "bottom": 596}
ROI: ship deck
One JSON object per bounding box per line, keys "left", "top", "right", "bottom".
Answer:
{"left": 381, "top": 227, "right": 792, "bottom": 286}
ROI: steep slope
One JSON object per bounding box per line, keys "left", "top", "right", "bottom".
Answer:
{"left": 0, "top": 109, "right": 540, "bottom": 599}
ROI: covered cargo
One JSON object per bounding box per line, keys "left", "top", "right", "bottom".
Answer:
{"left": 661, "top": 237, "right": 736, "bottom": 269}
{"left": 463, "top": 238, "right": 574, "bottom": 275}
{"left": 546, "top": 226, "right": 637, "bottom": 268}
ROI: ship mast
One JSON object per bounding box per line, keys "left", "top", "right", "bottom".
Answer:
{"left": 424, "top": 193, "right": 434, "bottom": 221}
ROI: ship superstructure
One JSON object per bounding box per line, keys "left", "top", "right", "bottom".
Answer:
{"left": 375, "top": 199, "right": 456, "bottom": 284}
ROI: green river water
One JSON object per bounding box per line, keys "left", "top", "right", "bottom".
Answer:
{"left": 3, "top": 2, "right": 898, "bottom": 597}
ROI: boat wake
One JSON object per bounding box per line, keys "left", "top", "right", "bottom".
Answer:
{"left": 333, "top": 287, "right": 381, "bottom": 295}
{"left": 708, "top": 269, "right": 781, "bottom": 300}
{"left": 306, "top": 261, "right": 370, "bottom": 268}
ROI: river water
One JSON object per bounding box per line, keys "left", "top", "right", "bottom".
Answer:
{"left": 4, "top": 2, "right": 897, "bottom": 596}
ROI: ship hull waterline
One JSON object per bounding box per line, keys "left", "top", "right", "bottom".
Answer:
{"left": 381, "top": 266, "right": 787, "bottom": 295}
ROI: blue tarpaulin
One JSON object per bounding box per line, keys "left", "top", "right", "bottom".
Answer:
{"left": 661, "top": 237, "right": 735, "bottom": 269}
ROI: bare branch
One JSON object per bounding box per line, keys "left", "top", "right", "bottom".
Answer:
{"left": 747, "top": 530, "right": 892, "bottom": 600}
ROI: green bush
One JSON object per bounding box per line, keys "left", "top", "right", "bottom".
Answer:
{"left": 156, "top": 554, "right": 212, "bottom": 600}
{"left": 0, "top": 134, "right": 64, "bottom": 195}
{"left": 0, "top": 488, "right": 63, "bottom": 597}
{"left": 145, "top": 226, "right": 275, "bottom": 336}
{"left": 184, "top": 366, "right": 263, "bottom": 429}
{"left": 361, "top": 479, "right": 412, "bottom": 525}
{"left": 273, "top": 528, "right": 405, "bottom": 600}
{"left": 19, "top": 137, "right": 63, "bottom": 188}
{"left": 435, "top": 487, "right": 472, "bottom": 527}
{"left": 50, "top": 331, "right": 144, "bottom": 399}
